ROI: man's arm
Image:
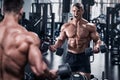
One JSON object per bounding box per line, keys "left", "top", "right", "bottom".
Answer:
{"left": 28, "top": 33, "right": 56, "bottom": 79}
{"left": 28, "top": 44, "right": 47, "bottom": 76}
{"left": 50, "top": 24, "right": 67, "bottom": 51}
{"left": 89, "top": 23, "right": 102, "bottom": 53}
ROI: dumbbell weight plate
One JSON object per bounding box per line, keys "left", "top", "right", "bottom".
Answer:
{"left": 85, "top": 47, "right": 93, "bottom": 56}
{"left": 100, "top": 45, "right": 107, "bottom": 53}
{"left": 72, "top": 73, "right": 88, "bottom": 80}
{"left": 57, "top": 63, "right": 72, "bottom": 79}
{"left": 40, "top": 42, "right": 49, "bottom": 53}
{"left": 56, "top": 48, "right": 64, "bottom": 56}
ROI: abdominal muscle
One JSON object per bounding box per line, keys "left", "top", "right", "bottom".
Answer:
{"left": 67, "top": 38, "right": 90, "bottom": 54}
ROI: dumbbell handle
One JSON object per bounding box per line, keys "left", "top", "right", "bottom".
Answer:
{"left": 85, "top": 45, "right": 107, "bottom": 56}
{"left": 41, "top": 42, "right": 64, "bottom": 56}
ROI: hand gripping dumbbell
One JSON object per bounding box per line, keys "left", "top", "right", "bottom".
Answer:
{"left": 85, "top": 45, "right": 107, "bottom": 56}
{"left": 39, "top": 63, "right": 71, "bottom": 80}
{"left": 57, "top": 63, "right": 72, "bottom": 80}
{"left": 40, "top": 41, "right": 64, "bottom": 56}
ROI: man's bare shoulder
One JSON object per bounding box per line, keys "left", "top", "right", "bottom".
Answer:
{"left": 86, "top": 23, "right": 96, "bottom": 32}
{"left": 87, "top": 23, "right": 96, "bottom": 26}
{"left": 25, "top": 31, "right": 40, "bottom": 46}
{"left": 10, "top": 25, "right": 40, "bottom": 46}
{"left": 19, "top": 25, "right": 40, "bottom": 41}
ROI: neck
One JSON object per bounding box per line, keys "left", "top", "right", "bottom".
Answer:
{"left": 3, "top": 12, "right": 19, "bottom": 23}
{"left": 73, "top": 17, "right": 83, "bottom": 22}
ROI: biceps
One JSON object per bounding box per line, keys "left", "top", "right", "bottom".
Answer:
{"left": 91, "top": 32, "right": 100, "bottom": 42}
{"left": 57, "top": 31, "right": 66, "bottom": 41}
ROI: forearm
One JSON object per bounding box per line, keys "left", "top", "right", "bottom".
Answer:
{"left": 40, "top": 62, "right": 57, "bottom": 80}
{"left": 34, "top": 62, "right": 56, "bottom": 80}
{"left": 35, "top": 70, "right": 54, "bottom": 80}
{"left": 44, "top": 69, "right": 57, "bottom": 80}
{"left": 94, "top": 39, "right": 102, "bottom": 47}
{"left": 54, "top": 39, "right": 64, "bottom": 49}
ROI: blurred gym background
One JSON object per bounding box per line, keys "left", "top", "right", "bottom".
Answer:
{"left": 0, "top": 0, "right": 120, "bottom": 80}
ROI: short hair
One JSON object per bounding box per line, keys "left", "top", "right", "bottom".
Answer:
{"left": 72, "top": 3, "right": 84, "bottom": 10}
{"left": 3, "top": 0, "right": 24, "bottom": 14}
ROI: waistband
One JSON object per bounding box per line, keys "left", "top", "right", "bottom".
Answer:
{"left": 67, "top": 51, "right": 85, "bottom": 56}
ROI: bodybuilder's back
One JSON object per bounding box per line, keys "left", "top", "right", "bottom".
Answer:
{"left": 0, "top": 23, "right": 30, "bottom": 80}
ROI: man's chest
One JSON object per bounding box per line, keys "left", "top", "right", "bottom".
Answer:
{"left": 65, "top": 25, "right": 90, "bottom": 38}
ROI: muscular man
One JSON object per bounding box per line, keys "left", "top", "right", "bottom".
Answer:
{"left": 0, "top": 0, "right": 56, "bottom": 80}
{"left": 50, "top": 3, "right": 101, "bottom": 79}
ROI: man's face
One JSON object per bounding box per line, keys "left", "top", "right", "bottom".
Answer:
{"left": 72, "top": 6, "right": 83, "bottom": 19}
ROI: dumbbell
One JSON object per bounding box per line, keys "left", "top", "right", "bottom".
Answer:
{"left": 85, "top": 45, "right": 107, "bottom": 56}
{"left": 71, "top": 73, "right": 88, "bottom": 80}
{"left": 100, "top": 45, "right": 108, "bottom": 53}
{"left": 57, "top": 63, "right": 72, "bottom": 79}
{"left": 40, "top": 41, "right": 64, "bottom": 56}
{"left": 57, "top": 64, "right": 97, "bottom": 80}
{"left": 39, "top": 63, "right": 71, "bottom": 80}
{"left": 40, "top": 42, "right": 50, "bottom": 53}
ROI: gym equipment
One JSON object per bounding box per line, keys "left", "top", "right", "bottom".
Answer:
{"left": 25, "top": 63, "right": 96, "bottom": 80}
{"left": 24, "top": 63, "right": 71, "bottom": 80}
{"left": 71, "top": 73, "right": 88, "bottom": 80}
{"left": 103, "top": 5, "right": 120, "bottom": 80}
{"left": 57, "top": 63, "right": 72, "bottom": 79}
{"left": 85, "top": 45, "right": 107, "bottom": 56}
{"left": 57, "top": 63, "right": 93, "bottom": 80}
{"left": 57, "top": 64, "right": 98, "bottom": 80}
{"left": 100, "top": 45, "right": 108, "bottom": 53}
{"left": 40, "top": 41, "right": 64, "bottom": 56}
{"left": 29, "top": 3, "right": 55, "bottom": 44}
{"left": 57, "top": 72, "right": 96, "bottom": 80}
{"left": 24, "top": 72, "right": 35, "bottom": 80}
{"left": 40, "top": 41, "right": 50, "bottom": 53}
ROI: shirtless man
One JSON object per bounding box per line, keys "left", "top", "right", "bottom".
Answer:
{"left": 0, "top": 0, "right": 56, "bottom": 80}
{"left": 50, "top": 3, "right": 101, "bottom": 80}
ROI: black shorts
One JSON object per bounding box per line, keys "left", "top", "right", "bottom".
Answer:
{"left": 64, "top": 51, "right": 91, "bottom": 73}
